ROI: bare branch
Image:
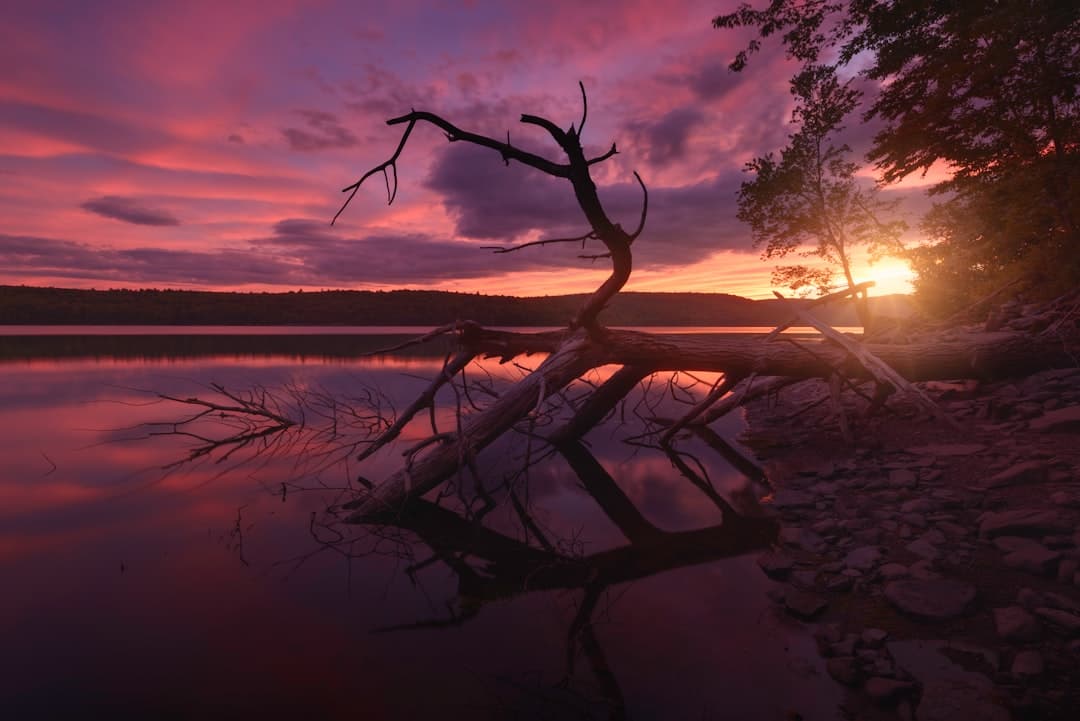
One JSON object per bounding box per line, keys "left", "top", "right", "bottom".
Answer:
{"left": 587, "top": 143, "right": 618, "bottom": 165}
{"left": 577, "top": 80, "right": 588, "bottom": 137}
{"left": 481, "top": 230, "right": 597, "bottom": 255}
{"left": 629, "top": 171, "right": 648, "bottom": 241}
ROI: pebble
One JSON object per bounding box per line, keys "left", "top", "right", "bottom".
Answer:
{"left": 992, "top": 606, "right": 1041, "bottom": 641}
{"left": 1011, "top": 649, "right": 1044, "bottom": 676}
{"left": 783, "top": 588, "right": 828, "bottom": 620}
{"left": 757, "top": 551, "right": 795, "bottom": 580}
{"left": 979, "top": 508, "right": 1071, "bottom": 538}
{"left": 884, "top": 578, "right": 976, "bottom": 620}
{"left": 1033, "top": 607, "right": 1080, "bottom": 635}
{"left": 844, "top": 546, "right": 882, "bottom": 571}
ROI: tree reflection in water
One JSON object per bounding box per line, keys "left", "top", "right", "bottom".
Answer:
{"left": 145, "top": 364, "right": 780, "bottom": 720}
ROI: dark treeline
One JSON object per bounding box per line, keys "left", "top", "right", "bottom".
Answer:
{"left": 0, "top": 285, "right": 911, "bottom": 328}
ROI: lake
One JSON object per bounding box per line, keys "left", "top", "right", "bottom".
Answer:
{"left": 0, "top": 328, "right": 839, "bottom": 720}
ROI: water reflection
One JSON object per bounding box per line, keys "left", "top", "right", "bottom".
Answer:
{"left": 0, "top": 339, "right": 838, "bottom": 720}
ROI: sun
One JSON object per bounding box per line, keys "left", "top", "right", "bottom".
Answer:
{"left": 862, "top": 257, "right": 917, "bottom": 295}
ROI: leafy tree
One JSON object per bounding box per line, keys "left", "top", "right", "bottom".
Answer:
{"left": 737, "top": 64, "right": 905, "bottom": 323}
{"left": 716, "top": 0, "right": 1080, "bottom": 308}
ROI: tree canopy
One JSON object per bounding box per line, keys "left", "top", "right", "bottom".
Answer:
{"left": 716, "top": 0, "right": 1080, "bottom": 310}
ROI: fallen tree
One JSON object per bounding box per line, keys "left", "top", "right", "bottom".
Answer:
{"left": 328, "top": 90, "right": 1078, "bottom": 519}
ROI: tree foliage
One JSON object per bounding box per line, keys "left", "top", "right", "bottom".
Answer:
{"left": 737, "top": 64, "right": 905, "bottom": 307}
{"left": 716, "top": 0, "right": 1080, "bottom": 309}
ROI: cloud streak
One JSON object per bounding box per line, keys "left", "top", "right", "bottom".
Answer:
{"left": 80, "top": 196, "right": 180, "bottom": 226}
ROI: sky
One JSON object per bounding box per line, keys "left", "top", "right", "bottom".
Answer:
{"left": 0, "top": 0, "right": 925, "bottom": 299}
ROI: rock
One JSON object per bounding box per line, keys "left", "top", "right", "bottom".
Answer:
{"left": 909, "top": 559, "right": 942, "bottom": 580}
{"left": 901, "top": 498, "right": 937, "bottom": 514}
{"left": 1033, "top": 607, "right": 1080, "bottom": 635}
{"left": 790, "top": 570, "right": 819, "bottom": 589}
{"left": 887, "top": 640, "right": 1009, "bottom": 721}
{"left": 906, "top": 538, "right": 941, "bottom": 560}
{"left": 831, "top": 635, "right": 858, "bottom": 657}
{"left": 992, "top": 606, "right": 1041, "bottom": 642}
{"left": 771, "top": 489, "right": 816, "bottom": 509}
{"left": 884, "top": 578, "right": 976, "bottom": 620}
{"left": 861, "top": 628, "right": 889, "bottom": 647}
{"left": 936, "top": 521, "right": 970, "bottom": 539}
{"left": 845, "top": 545, "right": 882, "bottom": 571}
{"left": 826, "top": 656, "right": 861, "bottom": 686}
{"left": 826, "top": 574, "right": 853, "bottom": 592}
{"left": 864, "top": 677, "right": 915, "bottom": 705}
{"left": 1058, "top": 558, "right": 1079, "bottom": 583}
{"left": 880, "top": 563, "right": 909, "bottom": 580}
{"left": 1028, "top": 404, "right": 1080, "bottom": 432}
{"left": 1001, "top": 545, "right": 1060, "bottom": 575}
{"left": 906, "top": 443, "right": 986, "bottom": 457}
{"left": 1043, "top": 591, "right": 1080, "bottom": 613}
{"left": 889, "top": 469, "right": 918, "bottom": 489}
{"left": 813, "top": 624, "right": 844, "bottom": 655}
{"left": 979, "top": 508, "right": 1071, "bottom": 538}
{"left": 992, "top": 536, "right": 1044, "bottom": 553}
{"left": 812, "top": 518, "right": 839, "bottom": 534}
{"left": 779, "top": 526, "right": 827, "bottom": 553}
{"left": 783, "top": 588, "right": 828, "bottom": 620}
{"left": 1010, "top": 650, "right": 1043, "bottom": 676}
{"left": 757, "top": 551, "right": 795, "bottom": 580}
{"left": 982, "top": 461, "right": 1049, "bottom": 488}
{"left": 1017, "top": 587, "right": 1044, "bottom": 611}
{"left": 853, "top": 527, "right": 883, "bottom": 544}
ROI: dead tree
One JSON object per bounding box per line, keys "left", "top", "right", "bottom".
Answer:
{"left": 328, "top": 89, "right": 1076, "bottom": 519}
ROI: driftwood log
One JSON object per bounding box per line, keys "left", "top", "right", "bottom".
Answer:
{"left": 330, "top": 88, "right": 1078, "bottom": 520}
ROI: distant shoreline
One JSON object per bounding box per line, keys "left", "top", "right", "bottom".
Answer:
{"left": 0, "top": 285, "right": 911, "bottom": 328}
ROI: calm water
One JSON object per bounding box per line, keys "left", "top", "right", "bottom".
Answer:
{"left": 0, "top": 330, "right": 839, "bottom": 720}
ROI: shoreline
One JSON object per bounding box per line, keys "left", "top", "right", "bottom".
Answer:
{"left": 739, "top": 371, "right": 1080, "bottom": 720}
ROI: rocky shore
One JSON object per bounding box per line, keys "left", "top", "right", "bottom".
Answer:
{"left": 741, "top": 366, "right": 1080, "bottom": 720}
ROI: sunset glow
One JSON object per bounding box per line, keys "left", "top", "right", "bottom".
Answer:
{"left": 0, "top": 1, "right": 920, "bottom": 299}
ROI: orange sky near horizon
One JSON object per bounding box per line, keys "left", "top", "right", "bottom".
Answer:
{"left": 0, "top": 0, "right": 924, "bottom": 302}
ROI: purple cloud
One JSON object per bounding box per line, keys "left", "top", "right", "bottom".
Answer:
{"left": 80, "top": 196, "right": 180, "bottom": 226}
{"left": 282, "top": 110, "right": 359, "bottom": 152}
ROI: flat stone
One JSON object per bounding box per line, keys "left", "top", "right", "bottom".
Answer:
{"left": 1029, "top": 405, "right": 1080, "bottom": 432}
{"left": 757, "top": 551, "right": 795, "bottom": 580}
{"left": 1001, "top": 545, "right": 1060, "bottom": 575}
{"left": 906, "top": 443, "right": 987, "bottom": 457}
{"left": 993, "top": 536, "right": 1044, "bottom": 553}
{"left": 790, "top": 569, "right": 820, "bottom": 589}
{"left": 906, "top": 538, "right": 941, "bottom": 560}
{"left": 888, "top": 469, "right": 918, "bottom": 488}
{"left": 826, "top": 656, "right": 861, "bottom": 686}
{"left": 1058, "top": 558, "right": 1079, "bottom": 583}
{"left": 845, "top": 545, "right": 882, "bottom": 571}
{"left": 884, "top": 578, "right": 976, "bottom": 620}
{"left": 979, "top": 508, "right": 1071, "bottom": 538}
{"left": 992, "top": 606, "right": 1041, "bottom": 642}
{"left": 880, "top": 563, "right": 909, "bottom": 580}
{"left": 779, "top": 526, "right": 827, "bottom": 553}
{"left": 783, "top": 588, "right": 828, "bottom": 620}
{"left": 983, "top": 461, "right": 1049, "bottom": 488}
{"left": 862, "top": 628, "right": 889, "bottom": 647}
{"left": 1017, "top": 587, "right": 1044, "bottom": 611}
{"left": 864, "top": 677, "right": 915, "bottom": 705}
{"left": 909, "top": 559, "right": 942, "bottom": 580}
{"left": 1033, "top": 607, "right": 1080, "bottom": 635}
{"left": 901, "top": 498, "right": 937, "bottom": 514}
{"left": 1011, "top": 650, "right": 1043, "bottom": 676}
{"left": 771, "top": 489, "right": 816, "bottom": 509}
{"left": 1044, "top": 591, "right": 1080, "bottom": 614}
{"left": 887, "top": 640, "right": 1009, "bottom": 721}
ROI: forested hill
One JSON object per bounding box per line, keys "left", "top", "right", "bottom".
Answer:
{"left": 0, "top": 285, "right": 912, "bottom": 327}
